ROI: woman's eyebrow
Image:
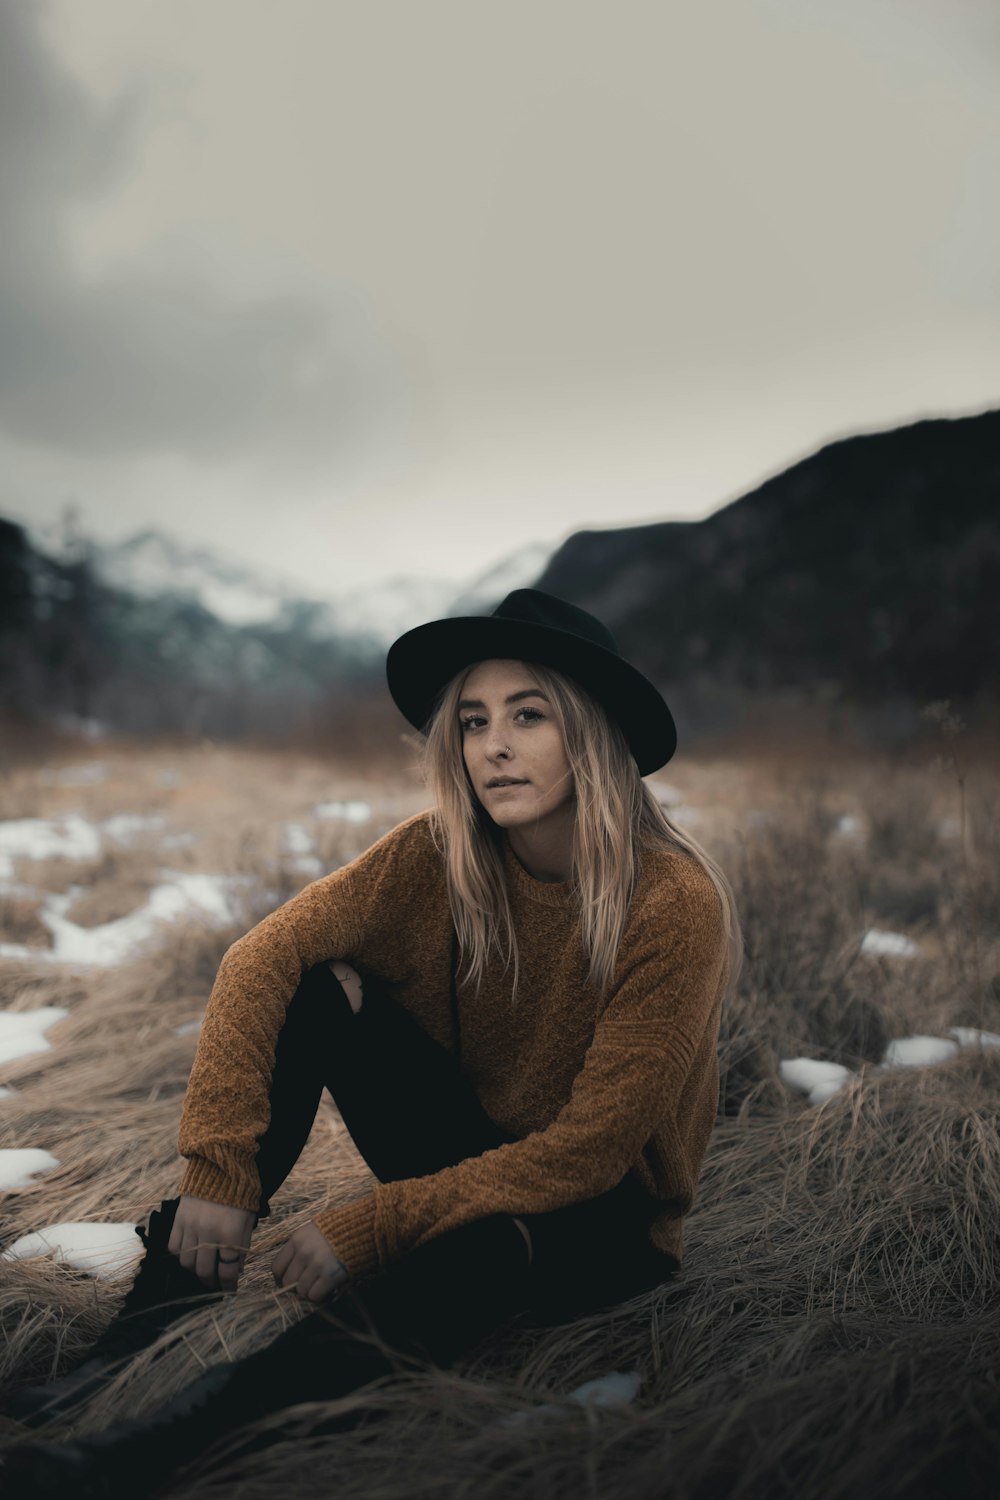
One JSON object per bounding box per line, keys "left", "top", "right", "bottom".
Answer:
{"left": 457, "top": 689, "right": 550, "bottom": 710}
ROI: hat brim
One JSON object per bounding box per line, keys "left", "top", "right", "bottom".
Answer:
{"left": 385, "top": 616, "right": 676, "bottom": 776}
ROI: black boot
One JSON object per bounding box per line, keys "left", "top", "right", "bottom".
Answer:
{"left": 0, "top": 1287, "right": 429, "bottom": 1500}
{"left": 0, "top": 1359, "right": 239, "bottom": 1499}
{"left": 3, "top": 1198, "right": 223, "bottom": 1428}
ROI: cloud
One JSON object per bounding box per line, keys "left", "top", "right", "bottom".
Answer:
{"left": 0, "top": 0, "right": 402, "bottom": 473}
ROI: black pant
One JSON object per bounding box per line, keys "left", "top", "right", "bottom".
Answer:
{"left": 248, "top": 966, "right": 677, "bottom": 1344}
{"left": 140, "top": 960, "right": 680, "bottom": 1440}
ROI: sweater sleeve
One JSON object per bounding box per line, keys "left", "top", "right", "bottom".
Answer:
{"left": 175, "top": 813, "right": 434, "bottom": 1211}
{"left": 312, "top": 866, "right": 727, "bottom": 1281}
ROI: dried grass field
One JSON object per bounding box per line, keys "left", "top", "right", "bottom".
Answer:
{"left": 1, "top": 728, "right": 998, "bottom": 1499}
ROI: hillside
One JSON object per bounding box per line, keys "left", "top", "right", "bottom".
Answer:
{"left": 535, "top": 409, "right": 999, "bottom": 734}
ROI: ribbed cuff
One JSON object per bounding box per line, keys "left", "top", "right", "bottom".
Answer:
{"left": 177, "top": 1155, "right": 260, "bottom": 1212}
{"left": 312, "top": 1194, "right": 380, "bottom": 1281}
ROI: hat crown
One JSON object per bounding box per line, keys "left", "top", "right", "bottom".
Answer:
{"left": 492, "top": 588, "right": 620, "bottom": 656}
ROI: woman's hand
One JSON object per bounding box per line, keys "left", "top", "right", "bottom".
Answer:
{"left": 167, "top": 1194, "right": 256, "bottom": 1293}
{"left": 271, "top": 1221, "right": 351, "bottom": 1304}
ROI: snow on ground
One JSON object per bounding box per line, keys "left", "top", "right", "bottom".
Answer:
{"left": 0, "top": 1148, "right": 61, "bottom": 1190}
{"left": 0, "top": 1086, "right": 14, "bottom": 1098}
{"left": 882, "top": 1036, "right": 959, "bottom": 1068}
{"left": 283, "top": 822, "right": 324, "bottom": 877}
{"left": 0, "top": 875, "right": 250, "bottom": 967}
{"left": 0, "top": 814, "right": 102, "bottom": 880}
{"left": 500, "top": 1369, "right": 643, "bottom": 1427}
{"left": 1, "top": 1222, "right": 142, "bottom": 1280}
{"left": 860, "top": 928, "right": 921, "bottom": 958}
{"left": 313, "top": 800, "right": 372, "bottom": 823}
{"left": 175, "top": 1016, "right": 203, "bottom": 1036}
{"left": 781, "top": 1028, "right": 1000, "bottom": 1106}
{"left": 101, "top": 813, "right": 166, "bottom": 843}
{"left": 0, "top": 1007, "right": 70, "bottom": 1068}
{"left": 778, "top": 1057, "right": 853, "bottom": 1106}
{"left": 950, "top": 1026, "right": 1000, "bottom": 1048}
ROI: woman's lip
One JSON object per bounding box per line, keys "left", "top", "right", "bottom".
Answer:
{"left": 487, "top": 781, "right": 527, "bottom": 790}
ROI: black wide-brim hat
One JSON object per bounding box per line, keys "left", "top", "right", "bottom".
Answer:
{"left": 385, "top": 587, "right": 677, "bottom": 775}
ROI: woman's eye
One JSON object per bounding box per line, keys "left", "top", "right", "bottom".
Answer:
{"left": 459, "top": 707, "right": 543, "bottom": 732}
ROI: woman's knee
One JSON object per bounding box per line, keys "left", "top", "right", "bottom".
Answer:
{"left": 327, "top": 960, "right": 363, "bottom": 1014}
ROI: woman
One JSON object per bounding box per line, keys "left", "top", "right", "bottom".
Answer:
{"left": 2, "top": 588, "right": 742, "bottom": 1493}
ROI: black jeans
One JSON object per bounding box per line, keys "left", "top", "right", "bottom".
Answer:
{"left": 250, "top": 961, "right": 677, "bottom": 1330}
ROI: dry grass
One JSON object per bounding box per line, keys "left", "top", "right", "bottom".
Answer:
{"left": 0, "top": 730, "right": 998, "bottom": 1498}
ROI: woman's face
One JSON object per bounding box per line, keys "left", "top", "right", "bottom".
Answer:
{"left": 459, "top": 659, "right": 574, "bottom": 831}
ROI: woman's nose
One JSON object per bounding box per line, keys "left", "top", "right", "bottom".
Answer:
{"left": 485, "top": 727, "right": 510, "bottom": 759}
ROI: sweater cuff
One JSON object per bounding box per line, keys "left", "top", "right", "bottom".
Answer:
{"left": 312, "top": 1194, "right": 380, "bottom": 1282}
{"left": 177, "top": 1155, "right": 260, "bottom": 1212}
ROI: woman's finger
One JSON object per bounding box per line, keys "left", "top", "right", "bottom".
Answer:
{"left": 216, "top": 1245, "right": 244, "bottom": 1291}
{"left": 271, "top": 1242, "right": 291, "bottom": 1284}
{"left": 195, "top": 1237, "right": 219, "bottom": 1289}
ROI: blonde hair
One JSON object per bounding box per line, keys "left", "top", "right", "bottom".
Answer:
{"left": 418, "top": 658, "right": 743, "bottom": 1008}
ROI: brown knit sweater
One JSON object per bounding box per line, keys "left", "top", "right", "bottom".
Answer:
{"left": 177, "top": 809, "right": 728, "bottom": 1282}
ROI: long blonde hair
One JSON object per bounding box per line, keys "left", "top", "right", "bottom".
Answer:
{"left": 419, "top": 659, "right": 743, "bottom": 1006}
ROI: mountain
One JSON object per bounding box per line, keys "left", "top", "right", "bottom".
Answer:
{"left": 0, "top": 516, "right": 556, "bottom": 740}
{"left": 533, "top": 409, "right": 999, "bottom": 732}
{"left": 53, "top": 527, "right": 555, "bottom": 648}
{"left": 446, "top": 541, "right": 557, "bottom": 618}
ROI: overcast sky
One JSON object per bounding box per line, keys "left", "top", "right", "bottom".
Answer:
{"left": 2, "top": 0, "right": 998, "bottom": 595}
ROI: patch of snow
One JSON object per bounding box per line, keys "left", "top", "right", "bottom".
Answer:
{"left": 880, "top": 1036, "right": 960, "bottom": 1069}
{"left": 0, "top": 814, "right": 101, "bottom": 882}
{"left": 779, "top": 1057, "right": 855, "bottom": 1105}
{"left": 101, "top": 814, "right": 166, "bottom": 843}
{"left": 175, "top": 1017, "right": 203, "bottom": 1037}
{"left": 1, "top": 1221, "right": 142, "bottom": 1280}
{"left": 0, "top": 1148, "right": 61, "bottom": 1190}
{"left": 834, "top": 813, "right": 863, "bottom": 837}
{"left": 499, "top": 1369, "right": 642, "bottom": 1428}
{"left": 283, "top": 823, "right": 314, "bottom": 854}
{"left": 0, "top": 876, "right": 243, "bottom": 967}
{"left": 0, "top": 1032, "right": 56, "bottom": 1066}
{"left": 860, "top": 928, "right": 920, "bottom": 958}
{"left": 162, "top": 831, "right": 195, "bottom": 849}
{"left": 948, "top": 1027, "right": 1000, "bottom": 1049}
{"left": 0, "top": 1085, "right": 16, "bottom": 1098}
{"left": 313, "top": 800, "right": 372, "bottom": 823}
{"left": 780, "top": 1026, "right": 1000, "bottom": 1110}
{"left": 0, "top": 1007, "right": 69, "bottom": 1068}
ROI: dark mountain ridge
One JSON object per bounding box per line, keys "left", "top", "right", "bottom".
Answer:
{"left": 535, "top": 409, "right": 999, "bottom": 736}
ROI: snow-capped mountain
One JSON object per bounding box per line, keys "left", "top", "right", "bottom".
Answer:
{"left": 89, "top": 529, "right": 306, "bottom": 628}
{"left": 31, "top": 523, "right": 555, "bottom": 647}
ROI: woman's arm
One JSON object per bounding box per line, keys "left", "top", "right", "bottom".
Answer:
{"left": 175, "top": 866, "right": 364, "bottom": 1211}
{"left": 174, "top": 810, "right": 440, "bottom": 1216}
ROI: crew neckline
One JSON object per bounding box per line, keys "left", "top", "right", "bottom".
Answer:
{"left": 500, "top": 836, "right": 575, "bottom": 908}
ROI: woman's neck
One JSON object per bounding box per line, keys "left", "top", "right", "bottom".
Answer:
{"left": 503, "top": 806, "right": 575, "bottom": 884}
